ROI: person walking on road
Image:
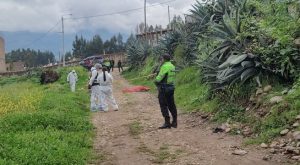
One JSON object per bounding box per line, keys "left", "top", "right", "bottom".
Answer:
{"left": 97, "top": 66, "right": 119, "bottom": 111}
{"left": 117, "top": 60, "right": 123, "bottom": 72}
{"left": 88, "top": 64, "right": 103, "bottom": 112}
{"left": 67, "top": 69, "right": 78, "bottom": 92}
{"left": 110, "top": 59, "right": 115, "bottom": 72}
{"left": 154, "top": 54, "right": 177, "bottom": 129}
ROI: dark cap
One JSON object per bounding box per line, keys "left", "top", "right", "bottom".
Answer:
{"left": 162, "top": 54, "right": 171, "bottom": 61}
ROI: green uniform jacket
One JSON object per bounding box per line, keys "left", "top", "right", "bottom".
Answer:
{"left": 155, "top": 61, "right": 175, "bottom": 85}
{"left": 103, "top": 60, "right": 111, "bottom": 67}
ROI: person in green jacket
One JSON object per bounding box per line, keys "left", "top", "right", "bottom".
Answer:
{"left": 154, "top": 54, "right": 178, "bottom": 129}
{"left": 103, "top": 58, "right": 111, "bottom": 73}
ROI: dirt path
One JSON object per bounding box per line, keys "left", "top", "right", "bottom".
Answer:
{"left": 90, "top": 72, "right": 284, "bottom": 165}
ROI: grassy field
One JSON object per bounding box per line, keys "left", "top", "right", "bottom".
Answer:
{"left": 0, "top": 66, "right": 93, "bottom": 165}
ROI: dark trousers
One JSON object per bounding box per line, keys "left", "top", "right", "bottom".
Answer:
{"left": 118, "top": 66, "right": 123, "bottom": 72}
{"left": 158, "top": 86, "right": 177, "bottom": 121}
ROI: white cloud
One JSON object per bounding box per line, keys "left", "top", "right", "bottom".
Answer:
{"left": 0, "top": 0, "right": 196, "bottom": 35}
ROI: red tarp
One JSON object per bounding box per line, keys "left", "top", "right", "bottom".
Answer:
{"left": 122, "top": 86, "right": 151, "bottom": 93}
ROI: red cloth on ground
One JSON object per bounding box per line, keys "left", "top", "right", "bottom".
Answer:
{"left": 122, "top": 86, "right": 151, "bottom": 93}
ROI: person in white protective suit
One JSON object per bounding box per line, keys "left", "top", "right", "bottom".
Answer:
{"left": 88, "top": 64, "right": 103, "bottom": 112}
{"left": 97, "top": 66, "right": 119, "bottom": 111}
{"left": 67, "top": 70, "right": 78, "bottom": 92}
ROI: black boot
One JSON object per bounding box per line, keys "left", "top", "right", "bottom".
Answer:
{"left": 171, "top": 119, "right": 177, "bottom": 128}
{"left": 159, "top": 117, "right": 171, "bottom": 129}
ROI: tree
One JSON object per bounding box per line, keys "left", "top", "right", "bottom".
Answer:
{"left": 65, "top": 51, "right": 73, "bottom": 61}
{"left": 149, "top": 25, "right": 154, "bottom": 32}
{"left": 5, "top": 48, "right": 55, "bottom": 67}
{"left": 87, "top": 35, "right": 104, "bottom": 55}
{"left": 117, "top": 33, "right": 124, "bottom": 52}
{"left": 72, "top": 35, "right": 87, "bottom": 58}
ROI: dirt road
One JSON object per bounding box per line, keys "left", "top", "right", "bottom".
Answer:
{"left": 90, "top": 72, "right": 284, "bottom": 165}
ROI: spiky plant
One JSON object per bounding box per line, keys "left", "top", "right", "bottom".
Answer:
{"left": 126, "top": 39, "right": 152, "bottom": 68}
{"left": 200, "top": 0, "right": 264, "bottom": 89}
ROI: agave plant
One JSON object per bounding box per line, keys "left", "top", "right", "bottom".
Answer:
{"left": 200, "top": 0, "right": 264, "bottom": 89}
{"left": 202, "top": 52, "right": 263, "bottom": 89}
{"left": 126, "top": 39, "right": 151, "bottom": 68}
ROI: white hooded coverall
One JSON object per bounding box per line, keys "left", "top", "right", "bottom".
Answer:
{"left": 89, "top": 69, "right": 102, "bottom": 111}
{"left": 67, "top": 70, "right": 78, "bottom": 92}
{"left": 97, "top": 71, "right": 118, "bottom": 111}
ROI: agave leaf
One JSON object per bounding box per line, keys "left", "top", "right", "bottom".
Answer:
{"left": 241, "top": 68, "right": 256, "bottom": 82}
{"left": 222, "top": 12, "right": 237, "bottom": 37}
{"left": 230, "top": 54, "right": 248, "bottom": 65}
{"left": 219, "top": 54, "right": 248, "bottom": 69}
{"left": 218, "top": 55, "right": 238, "bottom": 69}
{"left": 241, "top": 61, "right": 254, "bottom": 68}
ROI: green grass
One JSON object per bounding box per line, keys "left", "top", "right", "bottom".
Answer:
{"left": 0, "top": 66, "right": 94, "bottom": 165}
{"left": 129, "top": 121, "right": 143, "bottom": 137}
{"left": 137, "top": 143, "right": 181, "bottom": 164}
{"left": 174, "top": 67, "right": 217, "bottom": 112}
{"left": 153, "top": 144, "right": 176, "bottom": 164}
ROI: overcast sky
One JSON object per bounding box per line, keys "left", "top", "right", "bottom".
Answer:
{"left": 0, "top": 0, "right": 197, "bottom": 35}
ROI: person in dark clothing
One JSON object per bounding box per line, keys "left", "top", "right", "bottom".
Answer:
{"left": 117, "top": 60, "right": 123, "bottom": 72}
{"left": 154, "top": 54, "right": 177, "bottom": 129}
{"left": 110, "top": 59, "right": 115, "bottom": 72}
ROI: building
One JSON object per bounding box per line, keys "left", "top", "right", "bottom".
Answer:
{"left": 103, "top": 53, "right": 126, "bottom": 64}
{"left": 0, "top": 36, "right": 6, "bottom": 73}
{"left": 6, "top": 61, "right": 25, "bottom": 72}
{"left": 136, "top": 29, "right": 172, "bottom": 46}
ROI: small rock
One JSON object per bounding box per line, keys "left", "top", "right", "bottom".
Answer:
{"left": 261, "top": 143, "right": 268, "bottom": 148}
{"left": 280, "top": 129, "right": 289, "bottom": 136}
{"left": 296, "top": 115, "right": 300, "bottom": 120}
{"left": 225, "top": 128, "right": 231, "bottom": 133}
{"left": 279, "top": 143, "right": 287, "bottom": 148}
{"left": 290, "top": 141, "right": 296, "bottom": 147}
{"left": 285, "top": 146, "right": 296, "bottom": 154}
{"left": 256, "top": 88, "right": 263, "bottom": 96}
{"left": 296, "top": 142, "right": 300, "bottom": 147}
{"left": 270, "top": 141, "right": 279, "bottom": 148}
{"left": 263, "top": 85, "right": 272, "bottom": 93}
{"left": 269, "top": 148, "right": 277, "bottom": 154}
{"left": 213, "top": 127, "right": 224, "bottom": 133}
{"left": 293, "top": 122, "right": 300, "bottom": 128}
{"left": 293, "top": 131, "right": 300, "bottom": 141}
{"left": 232, "top": 149, "right": 248, "bottom": 156}
{"left": 242, "top": 126, "right": 252, "bottom": 136}
{"left": 246, "top": 107, "right": 251, "bottom": 111}
{"left": 292, "top": 155, "right": 300, "bottom": 160}
{"left": 294, "top": 149, "right": 300, "bottom": 155}
{"left": 201, "top": 114, "right": 209, "bottom": 119}
{"left": 262, "top": 155, "right": 271, "bottom": 161}
{"left": 270, "top": 96, "right": 283, "bottom": 104}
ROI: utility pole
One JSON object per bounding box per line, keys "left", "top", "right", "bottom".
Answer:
{"left": 168, "top": 5, "right": 171, "bottom": 30}
{"left": 144, "top": 0, "right": 147, "bottom": 40}
{"left": 61, "top": 16, "right": 65, "bottom": 66}
{"left": 61, "top": 14, "right": 72, "bottom": 67}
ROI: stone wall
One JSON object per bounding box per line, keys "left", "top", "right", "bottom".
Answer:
{"left": 6, "top": 61, "right": 25, "bottom": 72}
